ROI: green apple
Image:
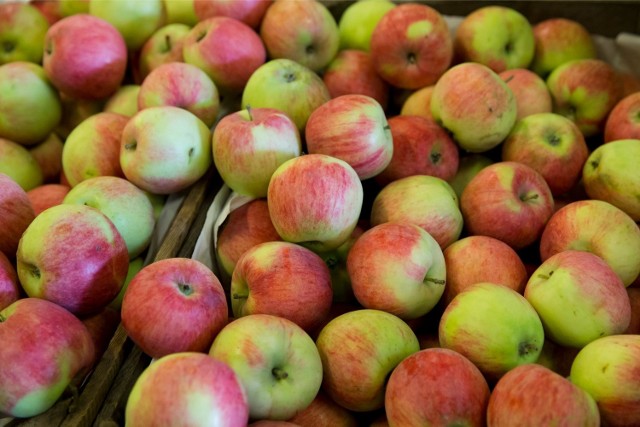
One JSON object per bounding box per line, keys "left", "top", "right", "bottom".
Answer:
{"left": 59, "top": 0, "right": 90, "bottom": 17}
{"left": 447, "top": 154, "right": 493, "bottom": 199}
{"left": 0, "top": 138, "right": 43, "bottom": 191}
{"left": 338, "top": 0, "right": 395, "bottom": 52}
{"left": 163, "top": 0, "right": 198, "bottom": 26}
{"left": 0, "top": 61, "right": 61, "bottom": 146}
{"left": 582, "top": 139, "right": 640, "bottom": 221}
{"left": 0, "top": 2, "right": 49, "bottom": 65}
{"left": 138, "top": 23, "right": 191, "bottom": 80}
{"left": 439, "top": 282, "right": 545, "bottom": 380}
{"left": 109, "top": 257, "right": 144, "bottom": 311}
{"left": 209, "top": 314, "right": 323, "bottom": 421}
{"left": 90, "top": 0, "right": 164, "bottom": 51}
{"left": 103, "top": 85, "right": 141, "bottom": 117}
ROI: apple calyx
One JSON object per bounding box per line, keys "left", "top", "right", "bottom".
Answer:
{"left": 545, "top": 133, "right": 562, "bottom": 146}
{"left": 305, "top": 44, "right": 316, "bottom": 56}
{"left": 272, "top": 367, "right": 289, "bottom": 381}
{"left": 2, "top": 40, "right": 15, "bottom": 54}
{"left": 430, "top": 151, "right": 442, "bottom": 164}
{"left": 284, "top": 72, "right": 296, "bottom": 83}
{"left": 177, "top": 282, "right": 194, "bottom": 296}
{"left": 196, "top": 31, "right": 207, "bottom": 43}
{"left": 518, "top": 341, "right": 539, "bottom": 357}
{"left": 406, "top": 52, "right": 417, "bottom": 64}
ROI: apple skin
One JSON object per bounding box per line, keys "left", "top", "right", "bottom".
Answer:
{"left": 138, "top": 62, "right": 221, "bottom": 128}
{"left": 62, "top": 112, "right": 129, "bottom": 188}
{"left": 604, "top": 92, "right": 640, "bottom": 142}
{"left": 488, "top": 363, "right": 599, "bottom": 427}
{"left": 267, "top": 154, "right": 363, "bottom": 253}
{"left": 209, "top": 314, "right": 323, "bottom": 421}
{"left": 125, "top": 352, "right": 249, "bottom": 427}
{"left": 502, "top": 112, "right": 589, "bottom": 196}
{"left": 54, "top": 91, "right": 103, "bottom": 140}
{"left": 120, "top": 106, "right": 212, "bottom": 195}
{"left": 27, "top": 183, "right": 71, "bottom": 216}
{"left": 539, "top": 199, "right": 640, "bottom": 287}
{"left": 439, "top": 282, "right": 545, "bottom": 381}
{"left": 122, "top": 258, "right": 228, "bottom": 359}
{"left": 260, "top": 0, "right": 339, "bottom": 73}
{"left": 375, "top": 115, "right": 459, "bottom": 187}
{"left": 454, "top": 6, "right": 535, "bottom": 73}
{"left": 400, "top": 85, "right": 434, "bottom": 120}
{"left": 370, "top": 3, "right": 453, "bottom": 90}
{"left": 525, "top": 250, "right": 631, "bottom": 348}
{"left": 43, "top": 14, "right": 127, "bottom": 100}
{"left": 0, "top": 173, "right": 35, "bottom": 260}
{"left": 431, "top": 62, "right": 517, "bottom": 153}
{"left": 194, "top": 0, "right": 272, "bottom": 29}
{"left": 305, "top": 94, "right": 393, "bottom": 180}
{"left": 0, "top": 137, "right": 43, "bottom": 192}
{"left": 583, "top": 139, "right": 640, "bottom": 221}
{"left": 570, "top": 334, "right": 640, "bottom": 426}
{"left": 287, "top": 390, "right": 358, "bottom": 426}
{"left": 81, "top": 306, "right": 120, "bottom": 368}
{"left": 108, "top": 256, "right": 144, "bottom": 311}
{"left": 499, "top": 68, "right": 553, "bottom": 120}
{"left": 231, "top": 241, "right": 332, "bottom": 332}
{"left": 213, "top": 107, "right": 302, "bottom": 198}
{"left": 29, "top": 133, "right": 64, "bottom": 184}
{"left": 0, "top": 251, "right": 19, "bottom": 311}
{"left": 163, "top": 0, "right": 198, "bottom": 26}
{"left": 242, "top": 58, "right": 331, "bottom": 133}
{"left": 16, "top": 204, "right": 129, "bottom": 316}
{"left": 322, "top": 50, "right": 390, "bottom": 110}
{"left": 447, "top": 153, "right": 493, "bottom": 200}
{"left": 347, "top": 222, "right": 446, "bottom": 320}
{"left": 183, "top": 16, "right": 266, "bottom": 95}
{"left": 138, "top": 23, "right": 191, "bottom": 80}
{"left": 0, "top": 297, "right": 95, "bottom": 418}
{"left": 337, "top": 0, "right": 395, "bottom": 52}
{"left": 531, "top": 18, "right": 597, "bottom": 78}
{"left": 626, "top": 287, "right": 640, "bottom": 334}
{"left": 371, "top": 175, "right": 463, "bottom": 250}
{"left": 442, "top": 235, "right": 527, "bottom": 308}
{"left": 0, "top": 2, "right": 49, "bottom": 65}
{"left": 0, "top": 61, "right": 62, "bottom": 146}
{"left": 385, "top": 348, "right": 490, "bottom": 427}
{"left": 315, "top": 309, "right": 420, "bottom": 412}
{"left": 461, "top": 161, "right": 555, "bottom": 250}
{"left": 103, "top": 85, "right": 141, "bottom": 117}
{"left": 546, "top": 58, "right": 623, "bottom": 137}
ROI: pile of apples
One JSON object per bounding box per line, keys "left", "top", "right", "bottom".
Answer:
{"left": 1, "top": 0, "right": 640, "bottom": 425}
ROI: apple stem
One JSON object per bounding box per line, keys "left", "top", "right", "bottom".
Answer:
{"left": 520, "top": 193, "right": 539, "bottom": 202}
{"left": 424, "top": 277, "right": 446, "bottom": 286}
{"left": 0, "top": 313, "right": 5, "bottom": 323}
{"left": 164, "top": 34, "right": 172, "bottom": 52}
{"left": 124, "top": 141, "right": 137, "bottom": 151}
{"left": 272, "top": 367, "right": 288, "bottom": 381}
{"left": 537, "top": 274, "right": 549, "bottom": 280}
{"left": 246, "top": 105, "right": 253, "bottom": 121}
{"left": 232, "top": 293, "right": 248, "bottom": 300}
{"left": 503, "top": 74, "right": 515, "bottom": 84}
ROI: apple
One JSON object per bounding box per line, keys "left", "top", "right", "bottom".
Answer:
{"left": 539, "top": 199, "right": 640, "bottom": 287}
{"left": 570, "top": 334, "right": 640, "bottom": 426}
{"left": 0, "top": 251, "right": 19, "bottom": 311}
{"left": 109, "top": 256, "right": 145, "bottom": 311}
{"left": 0, "top": 137, "right": 43, "bottom": 191}
{"left": 531, "top": 18, "right": 597, "bottom": 77}
{"left": 89, "top": 0, "right": 164, "bottom": 52}
{"left": 454, "top": 5, "right": 535, "bottom": 73}
{"left": 27, "top": 183, "right": 71, "bottom": 216}
{"left": 163, "top": 0, "right": 198, "bottom": 26}
{"left": 0, "top": 61, "right": 61, "bottom": 146}
{"left": 288, "top": 390, "right": 358, "bottom": 426}
{"left": 502, "top": 112, "right": 589, "bottom": 196}
{"left": 319, "top": 224, "right": 365, "bottom": 304}
{"left": 138, "top": 62, "right": 221, "bottom": 128}
{"left": 315, "top": 309, "right": 419, "bottom": 412}
{"left": 267, "top": 154, "right": 363, "bottom": 253}
{"left": 183, "top": 16, "right": 266, "bottom": 95}
{"left": 499, "top": 68, "right": 553, "bottom": 120}
{"left": 447, "top": 153, "right": 493, "bottom": 199}
{"left": 43, "top": 14, "right": 127, "bottom": 100}
{"left": 16, "top": 203, "right": 129, "bottom": 316}
{"left": 242, "top": 58, "right": 331, "bottom": 133}
{"left": 305, "top": 94, "right": 393, "bottom": 180}
{"left": 322, "top": 49, "right": 390, "bottom": 111}
{"left": 54, "top": 91, "right": 104, "bottom": 140}
{"left": 337, "top": 0, "right": 395, "bottom": 52}
{"left": 28, "top": 133, "right": 64, "bottom": 184}
{"left": 0, "top": 2, "right": 49, "bottom": 65}
{"left": 525, "top": 250, "right": 631, "bottom": 348}
{"left": 488, "top": 363, "right": 599, "bottom": 426}
{"left": 375, "top": 115, "right": 459, "bottom": 186}
{"left": 209, "top": 314, "right": 323, "bottom": 421}
{"left": 439, "top": 282, "right": 545, "bottom": 380}
{"left": 370, "top": 175, "right": 463, "bottom": 250}
{"left": 546, "top": 58, "right": 623, "bottom": 137}
{"left": 59, "top": 0, "right": 89, "bottom": 17}
{"left": 626, "top": 287, "right": 640, "bottom": 334}
{"left": 400, "top": 85, "right": 434, "bottom": 120}
{"left": 213, "top": 107, "right": 301, "bottom": 198}
{"left": 535, "top": 339, "right": 581, "bottom": 378}
{"left": 430, "top": 62, "right": 517, "bottom": 153}
{"left": 604, "top": 92, "right": 640, "bottom": 142}
{"left": 461, "top": 161, "right": 555, "bottom": 250}
{"left": 138, "top": 23, "right": 191, "bottom": 80}
{"left": 369, "top": 3, "right": 453, "bottom": 90}
{"left": 120, "top": 106, "right": 211, "bottom": 195}
{"left": 385, "top": 348, "right": 491, "bottom": 426}
{"left": 193, "top": 0, "right": 272, "bottom": 29}
{"left": 347, "top": 222, "right": 446, "bottom": 320}
{"left": 122, "top": 257, "right": 228, "bottom": 359}
{"left": 231, "top": 241, "right": 332, "bottom": 332}
{"left": 442, "top": 235, "right": 528, "bottom": 308}
{"left": 31, "top": 0, "right": 63, "bottom": 25}
{"left": 0, "top": 297, "right": 95, "bottom": 418}
{"left": 103, "top": 85, "right": 141, "bottom": 117}
{"left": 125, "top": 352, "right": 249, "bottom": 427}
{"left": 0, "top": 173, "right": 35, "bottom": 260}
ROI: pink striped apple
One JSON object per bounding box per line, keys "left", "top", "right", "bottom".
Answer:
{"left": 0, "top": 173, "right": 35, "bottom": 259}
{"left": 0, "top": 251, "right": 19, "bottom": 311}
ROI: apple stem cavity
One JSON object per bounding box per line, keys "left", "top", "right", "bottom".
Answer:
{"left": 519, "top": 192, "right": 539, "bottom": 202}
{"left": 232, "top": 293, "right": 248, "bottom": 300}
{"left": 196, "top": 31, "right": 207, "bottom": 42}
{"left": 2, "top": 40, "right": 14, "bottom": 53}
{"left": 177, "top": 282, "right": 193, "bottom": 296}
{"left": 272, "top": 367, "right": 288, "bottom": 381}
{"left": 407, "top": 52, "right": 417, "bottom": 64}
{"left": 25, "top": 264, "right": 41, "bottom": 279}
{"left": 430, "top": 151, "right": 442, "bottom": 164}
{"left": 537, "top": 271, "right": 554, "bottom": 280}
{"left": 546, "top": 133, "right": 562, "bottom": 146}
{"left": 305, "top": 44, "right": 315, "bottom": 55}
{"left": 284, "top": 72, "right": 296, "bottom": 83}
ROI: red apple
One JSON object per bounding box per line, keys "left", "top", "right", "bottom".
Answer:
{"left": 604, "top": 92, "right": 640, "bottom": 143}
{"left": 28, "top": 133, "right": 64, "bottom": 184}
{"left": 0, "top": 173, "right": 35, "bottom": 260}
{"left": 194, "top": 0, "right": 272, "bottom": 29}
{"left": 27, "top": 183, "right": 71, "bottom": 216}
{"left": 0, "top": 251, "right": 19, "bottom": 311}
{"left": 499, "top": 68, "right": 552, "bottom": 120}
{"left": 287, "top": 390, "right": 358, "bottom": 426}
